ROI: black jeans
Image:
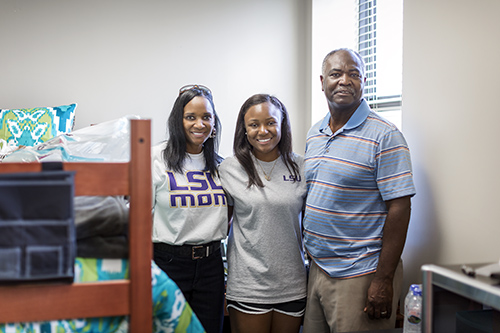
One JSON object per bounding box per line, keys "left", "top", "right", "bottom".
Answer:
{"left": 154, "top": 244, "right": 225, "bottom": 333}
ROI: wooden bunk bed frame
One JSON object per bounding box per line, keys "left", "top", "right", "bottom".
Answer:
{"left": 0, "top": 119, "right": 153, "bottom": 333}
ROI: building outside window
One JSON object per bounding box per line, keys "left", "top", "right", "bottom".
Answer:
{"left": 311, "top": 0, "right": 403, "bottom": 128}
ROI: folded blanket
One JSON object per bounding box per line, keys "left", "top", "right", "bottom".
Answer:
{"left": 74, "top": 196, "right": 129, "bottom": 258}
{"left": 76, "top": 235, "right": 128, "bottom": 258}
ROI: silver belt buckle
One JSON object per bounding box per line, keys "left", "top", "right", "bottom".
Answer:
{"left": 192, "top": 245, "right": 208, "bottom": 260}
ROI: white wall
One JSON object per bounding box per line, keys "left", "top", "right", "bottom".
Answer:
{"left": 402, "top": 0, "right": 500, "bottom": 288}
{"left": 0, "top": 0, "right": 311, "bottom": 157}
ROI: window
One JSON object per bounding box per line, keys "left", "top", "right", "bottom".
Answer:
{"left": 312, "top": 0, "right": 403, "bottom": 129}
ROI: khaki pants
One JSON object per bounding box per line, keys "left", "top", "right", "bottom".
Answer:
{"left": 303, "top": 260, "right": 403, "bottom": 333}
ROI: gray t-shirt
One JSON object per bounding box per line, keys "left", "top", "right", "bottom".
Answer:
{"left": 219, "top": 154, "right": 307, "bottom": 303}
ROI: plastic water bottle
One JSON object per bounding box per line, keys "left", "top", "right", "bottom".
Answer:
{"left": 403, "top": 284, "right": 422, "bottom": 333}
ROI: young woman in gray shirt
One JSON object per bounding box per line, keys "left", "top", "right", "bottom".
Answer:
{"left": 219, "top": 94, "right": 307, "bottom": 333}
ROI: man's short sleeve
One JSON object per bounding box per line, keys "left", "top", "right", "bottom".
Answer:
{"left": 376, "top": 129, "right": 416, "bottom": 201}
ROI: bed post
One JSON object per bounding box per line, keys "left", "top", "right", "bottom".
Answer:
{"left": 128, "top": 119, "right": 153, "bottom": 333}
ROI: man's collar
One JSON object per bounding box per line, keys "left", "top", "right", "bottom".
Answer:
{"left": 319, "top": 99, "right": 370, "bottom": 135}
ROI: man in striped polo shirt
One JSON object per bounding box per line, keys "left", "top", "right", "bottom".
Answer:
{"left": 302, "top": 48, "right": 416, "bottom": 332}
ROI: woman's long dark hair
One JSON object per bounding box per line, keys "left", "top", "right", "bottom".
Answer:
{"left": 162, "top": 87, "right": 222, "bottom": 175}
{"left": 233, "top": 94, "right": 300, "bottom": 188}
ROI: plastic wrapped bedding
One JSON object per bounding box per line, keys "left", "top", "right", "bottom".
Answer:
{"left": 0, "top": 258, "right": 205, "bottom": 333}
{"left": 1, "top": 116, "right": 135, "bottom": 261}
{"left": 3, "top": 117, "right": 138, "bottom": 259}
{"left": 2, "top": 115, "right": 139, "bottom": 163}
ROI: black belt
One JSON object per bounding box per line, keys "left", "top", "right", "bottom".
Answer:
{"left": 154, "top": 241, "right": 221, "bottom": 260}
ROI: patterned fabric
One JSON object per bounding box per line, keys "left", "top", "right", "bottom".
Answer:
{"left": 304, "top": 99, "right": 416, "bottom": 279}
{"left": 0, "top": 258, "right": 206, "bottom": 333}
{"left": 0, "top": 104, "right": 76, "bottom": 147}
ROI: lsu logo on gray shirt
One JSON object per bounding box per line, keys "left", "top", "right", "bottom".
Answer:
{"left": 167, "top": 171, "right": 227, "bottom": 208}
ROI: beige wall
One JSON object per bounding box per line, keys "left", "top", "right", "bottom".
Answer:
{"left": 401, "top": 0, "right": 500, "bottom": 288}
{"left": 0, "top": 0, "right": 311, "bottom": 157}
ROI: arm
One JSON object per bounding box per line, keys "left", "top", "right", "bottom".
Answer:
{"left": 364, "top": 195, "right": 411, "bottom": 319}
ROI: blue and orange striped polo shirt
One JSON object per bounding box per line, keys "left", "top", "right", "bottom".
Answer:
{"left": 304, "top": 99, "right": 416, "bottom": 279}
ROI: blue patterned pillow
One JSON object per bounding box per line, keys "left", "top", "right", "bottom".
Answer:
{"left": 0, "top": 103, "right": 76, "bottom": 147}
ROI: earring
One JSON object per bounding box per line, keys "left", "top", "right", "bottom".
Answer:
{"left": 210, "top": 129, "right": 216, "bottom": 138}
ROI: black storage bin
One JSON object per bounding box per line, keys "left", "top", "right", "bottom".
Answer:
{"left": 0, "top": 170, "right": 75, "bottom": 283}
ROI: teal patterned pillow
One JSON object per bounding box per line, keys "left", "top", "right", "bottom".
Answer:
{"left": 0, "top": 103, "right": 76, "bottom": 147}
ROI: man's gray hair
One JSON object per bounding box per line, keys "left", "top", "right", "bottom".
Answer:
{"left": 322, "top": 48, "right": 366, "bottom": 78}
